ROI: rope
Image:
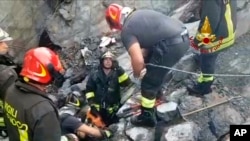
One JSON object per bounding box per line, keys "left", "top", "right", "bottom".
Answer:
{"left": 146, "top": 63, "right": 250, "bottom": 77}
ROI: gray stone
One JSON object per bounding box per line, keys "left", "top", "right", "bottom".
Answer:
{"left": 163, "top": 122, "right": 200, "bottom": 141}
{"left": 209, "top": 105, "right": 244, "bottom": 137}
{"left": 126, "top": 126, "right": 155, "bottom": 141}
{"left": 156, "top": 102, "right": 179, "bottom": 122}
{"left": 59, "top": 8, "right": 73, "bottom": 21}
{"left": 64, "top": 67, "right": 74, "bottom": 78}
{"left": 179, "top": 95, "right": 204, "bottom": 114}
{"left": 166, "top": 88, "right": 187, "bottom": 103}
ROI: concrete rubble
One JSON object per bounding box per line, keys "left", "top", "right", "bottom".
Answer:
{"left": 163, "top": 122, "right": 200, "bottom": 141}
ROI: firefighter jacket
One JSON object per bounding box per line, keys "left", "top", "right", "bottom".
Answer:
{"left": 193, "top": 0, "right": 237, "bottom": 53}
{"left": 85, "top": 66, "right": 130, "bottom": 111}
{"left": 3, "top": 81, "right": 61, "bottom": 141}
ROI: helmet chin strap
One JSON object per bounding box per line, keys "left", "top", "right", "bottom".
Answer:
{"left": 120, "top": 7, "right": 134, "bottom": 26}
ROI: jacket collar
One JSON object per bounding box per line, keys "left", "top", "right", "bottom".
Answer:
{"left": 15, "top": 81, "right": 46, "bottom": 96}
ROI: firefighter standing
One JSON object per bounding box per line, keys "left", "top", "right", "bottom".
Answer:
{"left": 0, "top": 28, "right": 18, "bottom": 138}
{"left": 2, "top": 47, "right": 76, "bottom": 141}
{"left": 187, "top": 0, "right": 237, "bottom": 95}
{"left": 85, "top": 51, "right": 131, "bottom": 126}
{"left": 105, "top": 4, "right": 190, "bottom": 127}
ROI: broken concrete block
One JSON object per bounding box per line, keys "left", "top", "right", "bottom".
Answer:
{"left": 59, "top": 8, "right": 73, "bottom": 21}
{"left": 126, "top": 127, "right": 155, "bottom": 141}
{"left": 163, "top": 122, "right": 200, "bottom": 141}
{"left": 99, "top": 36, "right": 116, "bottom": 48}
{"left": 166, "top": 88, "right": 187, "bottom": 103}
{"left": 178, "top": 95, "right": 203, "bottom": 114}
{"left": 156, "top": 102, "right": 179, "bottom": 122}
{"left": 80, "top": 47, "right": 92, "bottom": 58}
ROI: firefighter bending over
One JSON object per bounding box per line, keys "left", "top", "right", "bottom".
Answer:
{"left": 105, "top": 4, "right": 189, "bottom": 127}
{"left": 85, "top": 51, "right": 131, "bottom": 126}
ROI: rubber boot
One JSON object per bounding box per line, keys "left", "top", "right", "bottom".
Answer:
{"left": 187, "top": 81, "right": 213, "bottom": 96}
{"left": 130, "top": 107, "right": 157, "bottom": 127}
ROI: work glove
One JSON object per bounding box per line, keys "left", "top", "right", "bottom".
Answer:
{"left": 100, "top": 124, "right": 118, "bottom": 139}
{"left": 61, "top": 134, "right": 79, "bottom": 141}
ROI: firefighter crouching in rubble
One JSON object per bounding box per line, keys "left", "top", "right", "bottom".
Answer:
{"left": 59, "top": 91, "right": 116, "bottom": 140}
{"left": 85, "top": 51, "right": 131, "bottom": 126}
{"left": 105, "top": 4, "right": 189, "bottom": 127}
{"left": 2, "top": 47, "right": 77, "bottom": 141}
{"left": 0, "top": 28, "right": 20, "bottom": 138}
{"left": 187, "top": 0, "right": 237, "bottom": 96}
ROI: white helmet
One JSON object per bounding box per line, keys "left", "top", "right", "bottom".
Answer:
{"left": 0, "top": 28, "right": 13, "bottom": 42}
{"left": 101, "top": 50, "right": 115, "bottom": 59}
{"left": 120, "top": 7, "right": 134, "bottom": 26}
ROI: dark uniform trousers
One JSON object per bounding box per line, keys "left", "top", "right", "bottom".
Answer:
{"left": 141, "top": 30, "right": 190, "bottom": 107}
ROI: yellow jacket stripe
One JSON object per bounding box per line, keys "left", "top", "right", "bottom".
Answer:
{"left": 18, "top": 129, "right": 29, "bottom": 141}
{"left": 86, "top": 92, "right": 95, "bottom": 99}
{"left": 118, "top": 73, "right": 129, "bottom": 83}
{"left": 0, "top": 117, "right": 5, "bottom": 127}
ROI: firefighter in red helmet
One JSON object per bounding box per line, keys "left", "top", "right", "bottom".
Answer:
{"left": 2, "top": 47, "right": 77, "bottom": 141}
{"left": 105, "top": 4, "right": 189, "bottom": 127}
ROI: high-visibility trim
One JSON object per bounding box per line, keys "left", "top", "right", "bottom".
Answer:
{"left": 0, "top": 100, "right": 3, "bottom": 109}
{"left": 92, "top": 104, "right": 100, "bottom": 111}
{"left": 86, "top": 92, "right": 95, "bottom": 99}
{"left": 18, "top": 129, "right": 29, "bottom": 141}
{"left": 118, "top": 73, "right": 129, "bottom": 83}
{"left": 196, "top": 2, "right": 235, "bottom": 53}
{"left": 69, "top": 99, "right": 80, "bottom": 107}
{"left": 107, "top": 105, "right": 119, "bottom": 114}
{"left": 0, "top": 117, "right": 5, "bottom": 127}
{"left": 141, "top": 96, "right": 156, "bottom": 108}
{"left": 197, "top": 74, "right": 214, "bottom": 83}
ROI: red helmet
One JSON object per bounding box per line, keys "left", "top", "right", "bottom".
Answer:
{"left": 20, "top": 47, "right": 64, "bottom": 84}
{"left": 105, "top": 3, "right": 123, "bottom": 30}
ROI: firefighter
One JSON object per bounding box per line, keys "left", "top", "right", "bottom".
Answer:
{"left": 2, "top": 47, "right": 76, "bottom": 141}
{"left": 187, "top": 0, "right": 237, "bottom": 96}
{"left": 105, "top": 4, "right": 189, "bottom": 127}
{"left": 85, "top": 50, "right": 131, "bottom": 126}
{"left": 59, "top": 91, "right": 116, "bottom": 140}
{"left": 0, "top": 27, "right": 18, "bottom": 138}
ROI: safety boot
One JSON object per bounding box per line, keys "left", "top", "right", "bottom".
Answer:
{"left": 130, "top": 107, "right": 157, "bottom": 127}
{"left": 187, "top": 81, "right": 213, "bottom": 96}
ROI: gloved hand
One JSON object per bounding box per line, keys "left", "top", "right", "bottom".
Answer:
{"left": 61, "top": 134, "right": 79, "bottom": 141}
{"left": 100, "top": 124, "right": 118, "bottom": 139}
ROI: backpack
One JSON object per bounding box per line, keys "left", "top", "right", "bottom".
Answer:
{"left": 0, "top": 64, "right": 18, "bottom": 138}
